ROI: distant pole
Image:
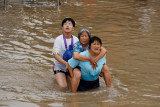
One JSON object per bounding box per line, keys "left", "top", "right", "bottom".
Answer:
{"left": 4, "top": 0, "right": 7, "bottom": 10}
{"left": 58, "top": 0, "right": 59, "bottom": 10}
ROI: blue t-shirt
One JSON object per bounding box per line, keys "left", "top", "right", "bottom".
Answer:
{"left": 68, "top": 50, "right": 106, "bottom": 81}
{"left": 73, "top": 41, "right": 90, "bottom": 53}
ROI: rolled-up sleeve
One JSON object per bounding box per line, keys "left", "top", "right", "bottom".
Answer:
{"left": 52, "top": 38, "right": 61, "bottom": 55}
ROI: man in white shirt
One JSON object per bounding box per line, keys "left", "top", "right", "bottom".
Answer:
{"left": 52, "top": 18, "right": 78, "bottom": 88}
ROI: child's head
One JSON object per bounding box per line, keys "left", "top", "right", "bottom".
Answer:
{"left": 61, "top": 18, "right": 75, "bottom": 27}
{"left": 61, "top": 18, "right": 75, "bottom": 34}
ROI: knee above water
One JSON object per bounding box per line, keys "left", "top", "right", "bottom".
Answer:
{"left": 103, "top": 66, "right": 110, "bottom": 73}
{"left": 74, "top": 71, "right": 81, "bottom": 78}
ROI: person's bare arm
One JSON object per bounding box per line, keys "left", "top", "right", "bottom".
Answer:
{"left": 97, "top": 47, "right": 107, "bottom": 59}
{"left": 73, "top": 52, "right": 91, "bottom": 61}
{"left": 66, "top": 63, "right": 73, "bottom": 78}
{"left": 73, "top": 52, "right": 97, "bottom": 69}
{"left": 73, "top": 47, "right": 107, "bottom": 69}
{"left": 91, "top": 47, "right": 107, "bottom": 63}
{"left": 53, "top": 54, "right": 67, "bottom": 66}
{"left": 90, "top": 47, "right": 107, "bottom": 69}
{"left": 73, "top": 47, "right": 107, "bottom": 62}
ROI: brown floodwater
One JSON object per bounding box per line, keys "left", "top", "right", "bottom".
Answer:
{"left": 0, "top": 0, "right": 160, "bottom": 107}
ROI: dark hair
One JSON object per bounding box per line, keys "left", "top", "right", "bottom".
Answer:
{"left": 89, "top": 36, "right": 102, "bottom": 47}
{"left": 61, "top": 17, "right": 75, "bottom": 27}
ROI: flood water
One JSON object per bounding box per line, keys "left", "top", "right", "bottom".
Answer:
{"left": 0, "top": 0, "right": 160, "bottom": 107}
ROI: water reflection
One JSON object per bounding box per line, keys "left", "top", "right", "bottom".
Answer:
{"left": 0, "top": 0, "right": 160, "bottom": 107}
{"left": 135, "top": 1, "right": 156, "bottom": 36}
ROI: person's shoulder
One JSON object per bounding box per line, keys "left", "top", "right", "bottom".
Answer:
{"left": 74, "top": 41, "right": 81, "bottom": 45}
{"left": 55, "top": 34, "right": 63, "bottom": 40}
{"left": 72, "top": 35, "right": 78, "bottom": 39}
{"left": 99, "top": 55, "right": 106, "bottom": 64}
{"left": 80, "top": 50, "right": 88, "bottom": 56}
{"left": 74, "top": 41, "right": 82, "bottom": 49}
{"left": 72, "top": 35, "right": 78, "bottom": 42}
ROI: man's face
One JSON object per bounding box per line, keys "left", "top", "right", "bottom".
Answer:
{"left": 62, "top": 21, "right": 74, "bottom": 33}
{"left": 79, "top": 32, "right": 90, "bottom": 45}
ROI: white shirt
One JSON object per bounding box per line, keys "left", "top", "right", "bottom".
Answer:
{"left": 52, "top": 34, "right": 78, "bottom": 71}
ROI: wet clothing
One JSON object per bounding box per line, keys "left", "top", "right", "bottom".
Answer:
{"left": 71, "top": 41, "right": 106, "bottom": 91}
{"left": 73, "top": 41, "right": 90, "bottom": 53}
{"left": 68, "top": 50, "right": 106, "bottom": 81}
{"left": 54, "top": 70, "right": 69, "bottom": 75}
{"left": 77, "top": 78, "right": 100, "bottom": 91}
{"left": 52, "top": 34, "right": 78, "bottom": 72}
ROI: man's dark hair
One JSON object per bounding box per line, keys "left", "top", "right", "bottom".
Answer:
{"left": 61, "top": 18, "right": 75, "bottom": 27}
{"left": 89, "top": 36, "right": 102, "bottom": 47}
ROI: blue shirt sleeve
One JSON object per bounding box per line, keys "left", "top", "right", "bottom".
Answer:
{"left": 68, "top": 57, "right": 80, "bottom": 68}
{"left": 103, "top": 55, "right": 107, "bottom": 64}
